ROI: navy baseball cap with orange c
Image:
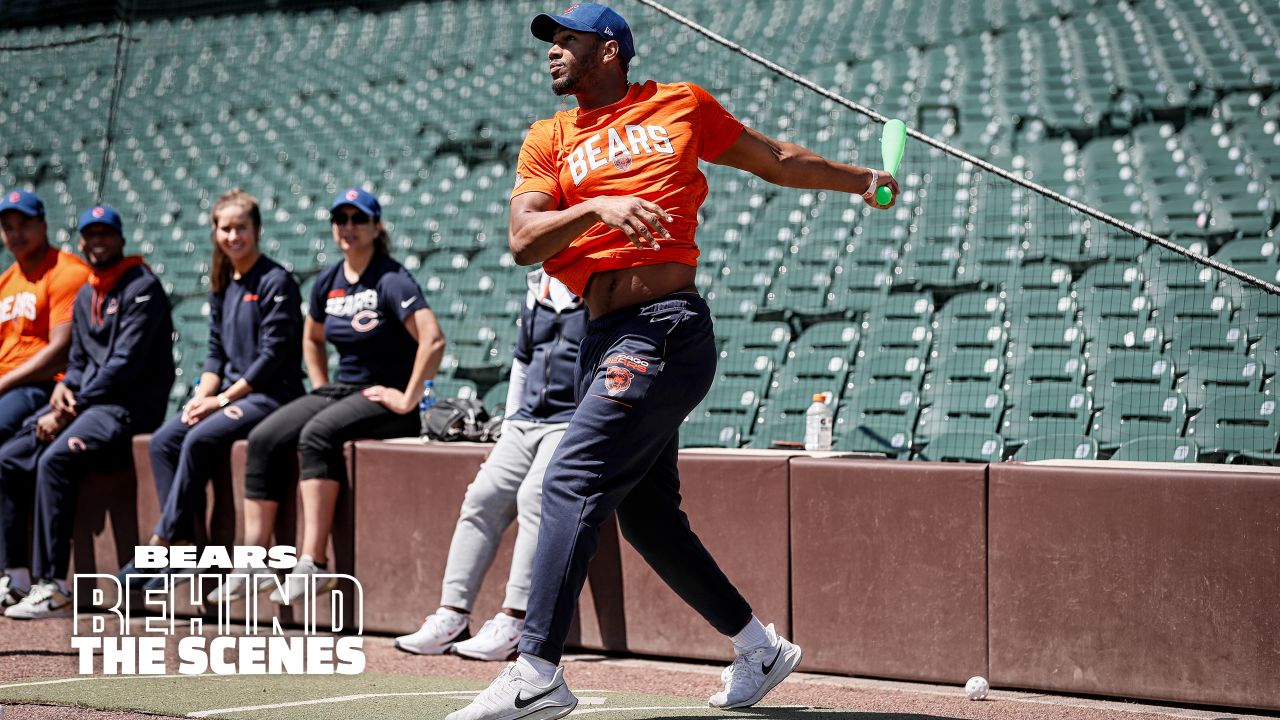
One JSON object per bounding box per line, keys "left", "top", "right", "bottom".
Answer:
{"left": 532, "top": 3, "right": 635, "bottom": 63}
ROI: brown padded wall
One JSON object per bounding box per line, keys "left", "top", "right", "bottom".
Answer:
{"left": 989, "top": 464, "right": 1280, "bottom": 710}
{"left": 353, "top": 442, "right": 500, "bottom": 634}
{"left": 70, "top": 462, "right": 139, "bottom": 588}
{"left": 790, "top": 458, "right": 987, "bottom": 683}
{"left": 618, "top": 452, "right": 791, "bottom": 661}
{"left": 351, "top": 441, "right": 623, "bottom": 649}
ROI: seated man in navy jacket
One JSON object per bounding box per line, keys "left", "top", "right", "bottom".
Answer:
{"left": 0, "top": 205, "right": 173, "bottom": 617}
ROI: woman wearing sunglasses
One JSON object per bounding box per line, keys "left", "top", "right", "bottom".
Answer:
{"left": 209, "top": 186, "right": 446, "bottom": 603}
{"left": 118, "top": 189, "right": 305, "bottom": 588}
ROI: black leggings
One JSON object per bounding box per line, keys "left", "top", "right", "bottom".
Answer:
{"left": 243, "top": 384, "right": 419, "bottom": 502}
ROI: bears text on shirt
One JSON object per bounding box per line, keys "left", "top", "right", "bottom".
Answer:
{"left": 565, "top": 124, "right": 674, "bottom": 185}
{"left": 0, "top": 292, "right": 38, "bottom": 324}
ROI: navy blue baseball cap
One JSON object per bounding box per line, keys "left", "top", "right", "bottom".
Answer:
{"left": 532, "top": 3, "right": 635, "bottom": 63}
{"left": 77, "top": 204, "right": 124, "bottom": 234}
{"left": 0, "top": 189, "right": 45, "bottom": 218}
{"left": 330, "top": 187, "right": 381, "bottom": 220}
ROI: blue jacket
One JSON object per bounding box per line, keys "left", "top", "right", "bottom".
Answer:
{"left": 508, "top": 272, "right": 587, "bottom": 424}
{"left": 62, "top": 258, "right": 174, "bottom": 431}
{"left": 204, "top": 256, "right": 304, "bottom": 402}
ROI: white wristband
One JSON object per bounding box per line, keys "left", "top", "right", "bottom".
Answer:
{"left": 863, "top": 168, "right": 879, "bottom": 200}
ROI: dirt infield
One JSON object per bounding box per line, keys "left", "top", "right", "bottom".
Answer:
{"left": 0, "top": 616, "right": 1268, "bottom": 720}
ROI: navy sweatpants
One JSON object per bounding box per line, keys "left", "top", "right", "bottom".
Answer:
{"left": 0, "top": 384, "right": 52, "bottom": 441}
{"left": 149, "top": 394, "right": 283, "bottom": 543}
{"left": 0, "top": 404, "right": 132, "bottom": 580}
{"left": 518, "top": 292, "right": 753, "bottom": 664}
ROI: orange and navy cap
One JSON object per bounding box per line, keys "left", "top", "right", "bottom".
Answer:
{"left": 532, "top": 3, "right": 635, "bottom": 63}
{"left": 0, "top": 189, "right": 45, "bottom": 218}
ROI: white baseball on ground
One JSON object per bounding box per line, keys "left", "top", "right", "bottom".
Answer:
{"left": 965, "top": 675, "right": 989, "bottom": 700}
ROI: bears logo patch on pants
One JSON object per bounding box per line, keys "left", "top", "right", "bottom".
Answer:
{"left": 604, "top": 366, "right": 633, "bottom": 396}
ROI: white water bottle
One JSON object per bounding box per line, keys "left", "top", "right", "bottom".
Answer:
{"left": 804, "top": 392, "right": 833, "bottom": 451}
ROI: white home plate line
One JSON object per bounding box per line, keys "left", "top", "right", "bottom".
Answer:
{"left": 187, "top": 690, "right": 480, "bottom": 717}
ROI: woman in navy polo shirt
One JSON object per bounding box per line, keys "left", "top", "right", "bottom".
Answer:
{"left": 209, "top": 187, "right": 445, "bottom": 603}
{"left": 122, "top": 189, "right": 305, "bottom": 588}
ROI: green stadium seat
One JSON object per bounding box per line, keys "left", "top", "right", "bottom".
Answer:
{"left": 1076, "top": 261, "right": 1145, "bottom": 294}
{"left": 434, "top": 378, "right": 479, "bottom": 402}
{"left": 1079, "top": 289, "right": 1153, "bottom": 338}
{"left": 1011, "top": 262, "right": 1072, "bottom": 292}
{"left": 1166, "top": 320, "right": 1251, "bottom": 356}
{"left": 482, "top": 380, "right": 510, "bottom": 416}
{"left": 679, "top": 417, "right": 743, "bottom": 449}
{"left": 1155, "top": 291, "right": 1234, "bottom": 324}
{"left": 1013, "top": 435, "right": 1099, "bottom": 461}
{"left": 1001, "top": 383, "right": 1093, "bottom": 444}
{"left": 792, "top": 321, "right": 861, "bottom": 356}
{"left": 1185, "top": 392, "right": 1280, "bottom": 460}
{"left": 860, "top": 318, "right": 933, "bottom": 354}
{"left": 914, "top": 387, "right": 1005, "bottom": 444}
{"left": 933, "top": 319, "right": 1009, "bottom": 355}
{"left": 1090, "top": 388, "right": 1188, "bottom": 450}
{"left": 718, "top": 350, "right": 776, "bottom": 380}
{"left": 1111, "top": 436, "right": 1199, "bottom": 463}
{"left": 1009, "top": 318, "right": 1086, "bottom": 355}
{"left": 914, "top": 431, "right": 1004, "bottom": 463}
{"left": 697, "top": 377, "right": 767, "bottom": 434}
{"left": 1089, "top": 350, "right": 1177, "bottom": 405}
{"left": 924, "top": 350, "right": 1005, "bottom": 392}
{"left": 834, "top": 416, "right": 913, "bottom": 458}
{"left": 849, "top": 351, "right": 928, "bottom": 388}
{"left": 718, "top": 320, "right": 792, "bottom": 361}
{"left": 831, "top": 265, "right": 893, "bottom": 318}
{"left": 776, "top": 348, "right": 850, "bottom": 380}
{"left": 750, "top": 379, "right": 835, "bottom": 448}
{"left": 870, "top": 293, "right": 935, "bottom": 322}
{"left": 706, "top": 286, "right": 762, "bottom": 322}
{"left": 936, "top": 292, "right": 1005, "bottom": 323}
{"left": 1007, "top": 351, "right": 1088, "bottom": 387}
{"left": 1086, "top": 321, "right": 1164, "bottom": 355}
{"left": 1009, "top": 289, "right": 1077, "bottom": 322}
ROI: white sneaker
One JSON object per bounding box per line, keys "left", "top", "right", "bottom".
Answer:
{"left": 708, "top": 624, "right": 803, "bottom": 709}
{"left": 395, "top": 609, "right": 471, "bottom": 655}
{"left": 4, "top": 581, "right": 72, "bottom": 620}
{"left": 0, "top": 575, "right": 28, "bottom": 609}
{"left": 445, "top": 663, "right": 577, "bottom": 720}
{"left": 268, "top": 555, "right": 337, "bottom": 604}
{"left": 453, "top": 613, "right": 524, "bottom": 661}
{"left": 206, "top": 567, "right": 276, "bottom": 603}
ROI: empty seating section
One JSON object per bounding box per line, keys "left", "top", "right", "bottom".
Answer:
{"left": 1, "top": 0, "right": 1277, "bottom": 459}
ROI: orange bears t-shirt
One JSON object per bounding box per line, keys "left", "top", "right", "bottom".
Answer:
{"left": 0, "top": 248, "right": 91, "bottom": 378}
{"left": 512, "top": 81, "right": 745, "bottom": 296}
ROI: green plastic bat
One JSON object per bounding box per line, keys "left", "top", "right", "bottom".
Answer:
{"left": 877, "top": 119, "right": 906, "bottom": 205}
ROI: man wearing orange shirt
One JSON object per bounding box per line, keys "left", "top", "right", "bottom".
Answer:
{"left": 0, "top": 191, "right": 90, "bottom": 441}
{"left": 447, "top": 5, "right": 899, "bottom": 720}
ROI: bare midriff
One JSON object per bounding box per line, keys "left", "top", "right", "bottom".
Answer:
{"left": 582, "top": 262, "right": 697, "bottom": 318}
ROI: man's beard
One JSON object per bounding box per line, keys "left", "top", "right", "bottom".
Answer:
{"left": 552, "top": 52, "right": 599, "bottom": 96}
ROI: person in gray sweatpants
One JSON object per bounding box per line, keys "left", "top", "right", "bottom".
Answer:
{"left": 395, "top": 268, "right": 586, "bottom": 661}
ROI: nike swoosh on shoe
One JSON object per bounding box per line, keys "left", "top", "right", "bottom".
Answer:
{"left": 513, "top": 685, "right": 560, "bottom": 710}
